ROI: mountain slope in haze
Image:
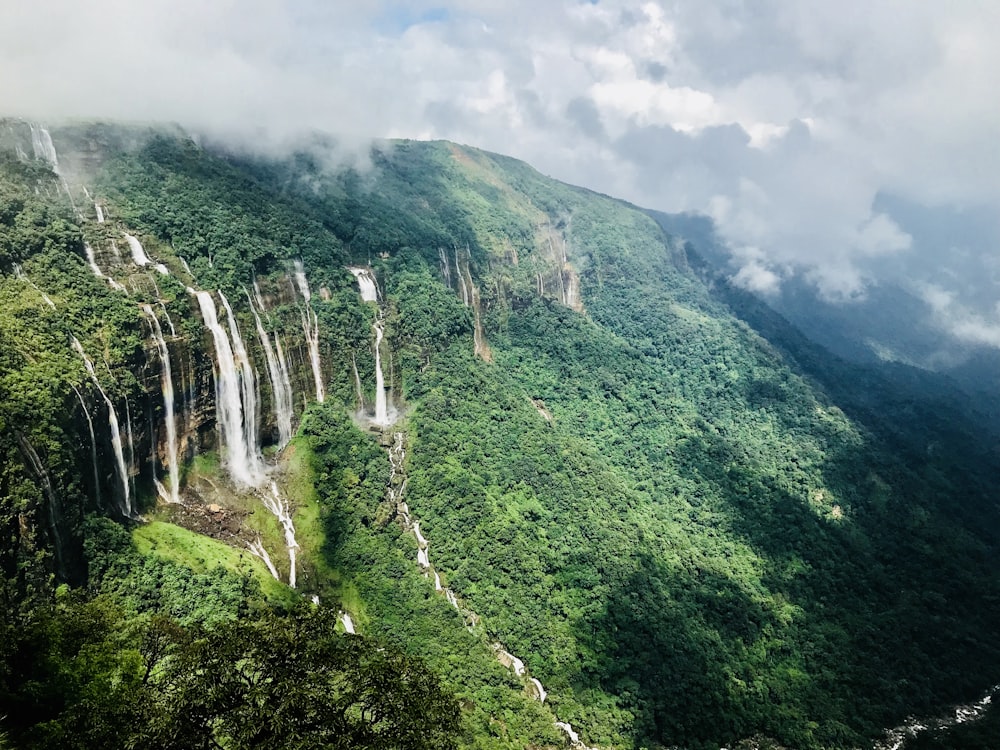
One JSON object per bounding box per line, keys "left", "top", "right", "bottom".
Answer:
{"left": 1, "top": 121, "right": 999, "bottom": 749}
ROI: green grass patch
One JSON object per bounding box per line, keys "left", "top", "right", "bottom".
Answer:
{"left": 134, "top": 520, "right": 297, "bottom": 607}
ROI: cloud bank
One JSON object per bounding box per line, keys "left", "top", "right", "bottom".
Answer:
{"left": 5, "top": 1, "right": 1000, "bottom": 320}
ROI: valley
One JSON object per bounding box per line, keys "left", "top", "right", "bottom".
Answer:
{"left": 0, "top": 120, "right": 998, "bottom": 749}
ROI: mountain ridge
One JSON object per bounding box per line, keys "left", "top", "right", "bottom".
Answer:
{"left": 0, "top": 119, "right": 998, "bottom": 749}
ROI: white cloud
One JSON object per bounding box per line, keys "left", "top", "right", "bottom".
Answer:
{"left": 3, "top": 0, "right": 1000, "bottom": 324}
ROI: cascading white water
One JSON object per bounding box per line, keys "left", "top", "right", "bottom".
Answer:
{"left": 84, "top": 244, "right": 103, "bottom": 278}
{"left": 95, "top": 204, "right": 105, "bottom": 223}
{"left": 179, "top": 257, "right": 193, "bottom": 276}
{"left": 455, "top": 247, "right": 470, "bottom": 306}
{"left": 417, "top": 547, "right": 430, "bottom": 568}
{"left": 350, "top": 267, "right": 391, "bottom": 426}
{"left": 263, "top": 481, "right": 298, "bottom": 588}
{"left": 247, "top": 287, "right": 294, "bottom": 448}
{"left": 219, "top": 291, "right": 261, "bottom": 468}
{"left": 529, "top": 678, "right": 547, "bottom": 703}
{"left": 16, "top": 435, "right": 64, "bottom": 575}
{"left": 351, "top": 354, "right": 365, "bottom": 409}
{"left": 14, "top": 263, "right": 56, "bottom": 308}
{"left": 195, "top": 291, "right": 263, "bottom": 487}
{"left": 438, "top": 248, "right": 452, "bottom": 289}
{"left": 413, "top": 521, "right": 428, "bottom": 548}
{"left": 125, "top": 233, "right": 151, "bottom": 266}
{"left": 141, "top": 305, "right": 180, "bottom": 503}
{"left": 340, "top": 612, "right": 356, "bottom": 634}
{"left": 124, "top": 233, "right": 169, "bottom": 275}
{"left": 248, "top": 537, "right": 280, "bottom": 581}
{"left": 349, "top": 267, "right": 379, "bottom": 302}
{"left": 30, "top": 124, "right": 59, "bottom": 170}
{"left": 159, "top": 302, "right": 177, "bottom": 337}
{"left": 273, "top": 333, "right": 295, "bottom": 419}
{"left": 70, "top": 384, "right": 102, "bottom": 508}
{"left": 71, "top": 337, "right": 132, "bottom": 515}
{"left": 373, "top": 314, "right": 390, "bottom": 425}
{"left": 292, "top": 260, "right": 325, "bottom": 403}
{"left": 434, "top": 571, "right": 442, "bottom": 591}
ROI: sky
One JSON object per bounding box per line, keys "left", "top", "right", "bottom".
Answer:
{"left": 4, "top": 1, "right": 1000, "bottom": 345}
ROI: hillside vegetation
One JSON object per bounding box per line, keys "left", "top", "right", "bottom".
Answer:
{"left": 0, "top": 122, "right": 999, "bottom": 749}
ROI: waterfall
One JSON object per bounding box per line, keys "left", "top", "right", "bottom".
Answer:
{"left": 273, "top": 334, "right": 294, "bottom": 421}
{"left": 351, "top": 354, "right": 365, "bottom": 409}
{"left": 95, "top": 204, "right": 105, "bottom": 223}
{"left": 84, "top": 244, "right": 103, "bottom": 279}
{"left": 340, "top": 612, "right": 356, "bottom": 634}
{"left": 434, "top": 570, "right": 442, "bottom": 591}
{"left": 350, "top": 267, "right": 391, "bottom": 426}
{"left": 124, "top": 396, "right": 137, "bottom": 505}
{"left": 438, "top": 248, "right": 452, "bottom": 289}
{"left": 16, "top": 435, "right": 64, "bottom": 576}
{"left": 263, "top": 482, "right": 298, "bottom": 588}
{"left": 248, "top": 537, "right": 280, "bottom": 581}
{"left": 455, "top": 247, "right": 470, "bottom": 306}
{"left": 142, "top": 305, "right": 180, "bottom": 503}
{"left": 417, "top": 546, "right": 430, "bottom": 568}
{"left": 413, "top": 521, "right": 428, "bottom": 548}
{"left": 71, "top": 384, "right": 102, "bottom": 508}
{"left": 373, "top": 313, "right": 390, "bottom": 426}
{"left": 124, "top": 233, "right": 169, "bottom": 275}
{"left": 349, "top": 267, "right": 379, "bottom": 302}
{"left": 292, "top": 260, "right": 325, "bottom": 403}
{"left": 247, "top": 287, "right": 294, "bottom": 448}
{"left": 71, "top": 337, "right": 132, "bottom": 516}
{"left": 30, "top": 124, "right": 59, "bottom": 169}
{"left": 194, "top": 291, "right": 263, "bottom": 487}
{"left": 219, "top": 291, "right": 261, "bottom": 467}
{"left": 529, "top": 678, "right": 547, "bottom": 703}
{"left": 497, "top": 649, "right": 526, "bottom": 676}
{"left": 179, "top": 257, "right": 193, "bottom": 276}
{"left": 159, "top": 302, "right": 177, "bottom": 337}
{"left": 14, "top": 263, "right": 56, "bottom": 308}
{"left": 124, "top": 233, "right": 151, "bottom": 266}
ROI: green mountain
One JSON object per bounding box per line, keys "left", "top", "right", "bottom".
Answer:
{"left": 1, "top": 120, "right": 999, "bottom": 750}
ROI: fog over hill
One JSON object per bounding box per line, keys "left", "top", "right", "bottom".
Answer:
{"left": 6, "top": 1, "right": 1000, "bottom": 349}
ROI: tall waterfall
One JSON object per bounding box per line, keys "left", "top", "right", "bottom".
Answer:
{"left": 71, "top": 337, "right": 132, "bottom": 515}
{"left": 247, "top": 286, "right": 294, "bottom": 448}
{"left": 141, "top": 305, "right": 180, "bottom": 503}
{"left": 16, "top": 435, "right": 64, "bottom": 576}
{"left": 194, "top": 291, "right": 263, "bottom": 487}
{"left": 438, "top": 248, "right": 452, "bottom": 289}
{"left": 292, "top": 260, "right": 325, "bottom": 403}
{"left": 29, "top": 124, "right": 58, "bottom": 170}
{"left": 351, "top": 354, "right": 365, "bottom": 409}
{"left": 373, "top": 314, "right": 390, "bottom": 426}
{"left": 350, "top": 267, "right": 391, "bottom": 426}
{"left": 219, "top": 291, "right": 260, "bottom": 466}
{"left": 95, "top": 204, "right": 105, "bottom": 223}
{"left": 70, "top": 384, "right": 102, "bottom": 508}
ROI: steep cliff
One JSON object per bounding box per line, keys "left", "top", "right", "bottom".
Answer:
{"left": 2, "top": 120, "right": 1000, "bottom": 749}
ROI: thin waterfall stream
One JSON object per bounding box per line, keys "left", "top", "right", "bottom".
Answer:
{"left": 71, "top": 337, "right": 132, "bottom": 516}
{"left": 142, "top": 304, "right": 181, "bottom": 503}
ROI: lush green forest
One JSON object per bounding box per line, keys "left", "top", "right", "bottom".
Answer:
{"left": 1, "top": 120, "right": 999, "bottom": 749}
